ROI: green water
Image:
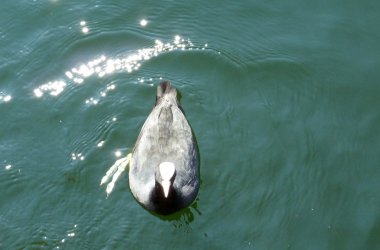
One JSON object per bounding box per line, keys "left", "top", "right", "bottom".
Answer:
{"left": 1, "top": 0, "right": 380, "bottom": 249}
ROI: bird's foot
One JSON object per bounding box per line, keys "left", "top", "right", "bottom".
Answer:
{"left": 100, "top": 153, "right": 131, "bottom": 196}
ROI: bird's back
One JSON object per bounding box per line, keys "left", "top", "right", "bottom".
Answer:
{"left": 129, "top": 82, "right": 199, "bottom": 211}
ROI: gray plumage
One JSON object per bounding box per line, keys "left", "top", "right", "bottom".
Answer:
{"left": 129, "top": 81, "right": 199, "bottom": 215}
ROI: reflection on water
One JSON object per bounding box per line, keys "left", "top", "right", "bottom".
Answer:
{"left": 0, "top": 92, "right": 12, "bottom": 103}
{"left": 151, "top": 198, "right": 202, "bottom": 230}
{"left": 33, "top": 36, "right": 195, "bottom": 98}
{"left": 140, "top": 19, "right": 148, "bottom": 27}
{"left": 85, "top": 84, "right": 116, "bottom": 106}
{"left": 79, "top": 20, "right": 89, "bottom": 34}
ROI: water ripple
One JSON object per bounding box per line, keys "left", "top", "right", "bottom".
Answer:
{"left": 69, "top": 115, "right": 118, "bottom": 164}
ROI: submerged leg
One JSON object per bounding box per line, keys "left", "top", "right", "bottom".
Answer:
{"left": 100, "top": 153, "right": 131, "bottom": 196}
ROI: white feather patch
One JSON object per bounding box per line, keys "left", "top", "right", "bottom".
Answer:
{"left": 159, "top": 162, "right": 175, "bottom": 180}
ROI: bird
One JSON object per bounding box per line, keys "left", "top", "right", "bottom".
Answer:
{"left": 101, "top": 81, "right": 199, "bottom": 215}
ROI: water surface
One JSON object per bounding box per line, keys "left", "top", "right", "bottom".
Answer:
{"left": 1, "top": 0, "right": 380, "bottom": 249}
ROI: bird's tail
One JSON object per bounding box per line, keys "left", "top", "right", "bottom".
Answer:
{"left": 156, "top": 81, "right": 178, "bottom": 105}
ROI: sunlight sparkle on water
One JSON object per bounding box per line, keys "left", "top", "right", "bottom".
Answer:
{"left": 107, "top": 84, "right": 116, "bottom": 90}
{"left": 0, "top": 93, "right": 12, "bottom": 103}
{"left": 82, "top": 27, "right": 89, "bottom": 34}
{"left": 35, "top": 36, "right": 194, "bottom": 98}
{"left": 85, "top": 97, "right": 99, "bottom": 105}
{"left": 71, "top": 153, "right": 85, "bottom": 161}
{"left": 34, "top": 80, "right": 66, "bottom": 97}
{"left": 65, "top": 71, "right": 73, "bottom": 79}
{"left": 85, "top": 83, "right": 116, "bottom": 105}
{"left": 4, "top": 95, "right": 11, "bottom": 102}
{"left": 115, "top": 151, "right": 122, "bottom": 157}
{"left": 140, "top": 19, "right": 148, "bottom": 27}
{"left": 174, "top": 35, "right": 181, "bottom": 44}
{"left": 80, "top": 20, "right": 89, "bottom": 34}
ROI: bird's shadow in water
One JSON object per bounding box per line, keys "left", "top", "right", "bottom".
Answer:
{"left": 147, "top": 198, "right": 202, "bottom": 230}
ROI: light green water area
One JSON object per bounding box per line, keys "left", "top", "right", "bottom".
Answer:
{"left": 1, "top": 1, "right": 380, "bottom": 249}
